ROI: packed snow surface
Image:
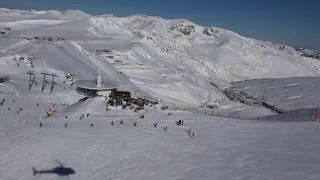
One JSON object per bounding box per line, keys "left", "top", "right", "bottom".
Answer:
{"left": 1, "top": 94, "right": 320, "bottom": 180}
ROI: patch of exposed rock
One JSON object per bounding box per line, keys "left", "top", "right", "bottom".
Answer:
{"left": 169, "top": 24, "right": 195, "bottom": 35}
{"left": 223, "top": 88, "right": 285, "bottom": 113}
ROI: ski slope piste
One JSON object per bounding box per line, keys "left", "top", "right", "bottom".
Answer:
{"left": 1, "top": 8, "right": 320, "bottom": 180}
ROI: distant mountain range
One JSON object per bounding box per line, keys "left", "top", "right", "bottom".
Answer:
{"left": 1, "top": 7, "right": 320, "bottom": 107}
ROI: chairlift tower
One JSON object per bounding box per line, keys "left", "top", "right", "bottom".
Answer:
{"left": 40, "top": 71, "right": 58, "bottom": 93}
{"left": 27, "top": 71, "right": 37, "bottom": 90}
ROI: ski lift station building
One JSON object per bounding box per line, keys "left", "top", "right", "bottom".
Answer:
{"left": 74, "top": 71, "right": 157, "bottom": 105}
{"left": 74, "top": 74, "right": 117, "bottom": 97}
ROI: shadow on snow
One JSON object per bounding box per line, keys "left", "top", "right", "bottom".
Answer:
{"left": 32, "top": 160, "right": 76, "bottom": 176}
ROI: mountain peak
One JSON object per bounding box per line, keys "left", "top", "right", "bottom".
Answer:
{"left": 0, "top": 8, "right": 91, "bottom": 20}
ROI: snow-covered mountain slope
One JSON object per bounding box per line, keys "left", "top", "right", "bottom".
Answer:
{"left": 225, "top": 77, "right": 320, "bottom": 112}
{"left": 2, "top": 8, "right": 320, "bottom": 180}
{"left": 0, "top": 8, "right": 91, "bottom": 21}
{"left": 1, "top": 8, "right": 320, "bottom": 110}
{"left": 0, "top": 8, "right": 91, "bottom": 31}
{"left": 0, "top": 37, "right": 146, "bottom": 96}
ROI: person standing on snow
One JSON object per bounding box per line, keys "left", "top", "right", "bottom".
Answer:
{"left": 40, "top": 122, "right": 43, "bottom": 128}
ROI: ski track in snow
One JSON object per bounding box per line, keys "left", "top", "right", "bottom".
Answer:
{"left": 1, "top": 95, "right": 320, "bottom": 180}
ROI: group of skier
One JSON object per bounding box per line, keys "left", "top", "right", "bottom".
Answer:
{"left": 16, "top": 107, "right": 23, "bottom": 114}
{"left": 187, "top": 128, "right": 195, "bottom": 138}
{"left": 176, "top": 119, "right": 184, "bottom": 126}
{"left": 79, "top": 113, "right": 90, "bottom": 120}
{"left": 0, "top": 98, "right": 5, "bottom": 106}
{"left": 2, "top": 98, "right": 20, "bottom": 113}
{"left": 37, "top": 118, "right": 194, "bottom": 138}
{"left": 26, "top": 103, "right": 194, "bottom": 137}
